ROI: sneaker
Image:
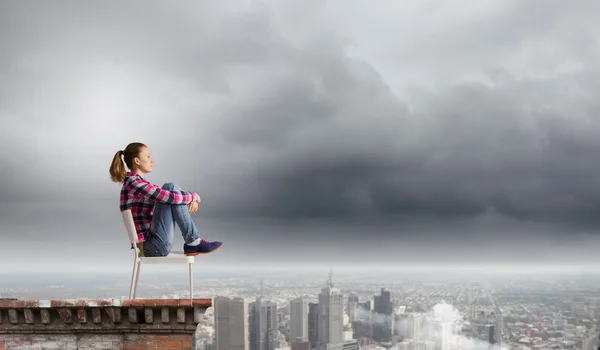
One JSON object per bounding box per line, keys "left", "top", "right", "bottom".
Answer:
{"left": 184, "top": 239, "right": 224, "bottom": 256}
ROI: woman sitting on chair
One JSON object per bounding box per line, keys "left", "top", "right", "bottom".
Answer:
{"left": 109, "top": 142, "right": 223, "bottom": 257}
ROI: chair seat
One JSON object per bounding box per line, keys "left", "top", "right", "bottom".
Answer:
{"left": 140, "top": 251, "right": 195, "bottom": 264}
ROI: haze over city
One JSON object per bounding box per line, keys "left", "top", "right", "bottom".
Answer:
{"left": 2, "top": 0, "right": 600, "bottom": 273}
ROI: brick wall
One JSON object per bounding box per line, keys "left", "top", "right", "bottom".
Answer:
{"left": 0, "top": 298, "right": 211, "bottom": 350}
{"left": 0, "top": 334, "right": 196, "bottom": 349}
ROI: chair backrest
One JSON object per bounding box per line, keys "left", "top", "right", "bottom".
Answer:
{"left": 121, "top": 210, "right": 139, "bottom": 244}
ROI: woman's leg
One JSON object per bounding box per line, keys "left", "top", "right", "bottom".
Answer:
{"left": 144, "top": 182, "right": 201, "bottom": 256}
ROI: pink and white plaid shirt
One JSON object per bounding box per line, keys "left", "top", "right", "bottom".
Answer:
{"left": 120, "top": 172, "right": 197, "bottom": 242}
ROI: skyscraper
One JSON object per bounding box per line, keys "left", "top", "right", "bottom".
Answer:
{"left": 394, "top": 313, "right": 408, "bottom": 338}
{"left": 214, "top": 296, "right": 249, "bottom": 350}
{"left": 249, "top": 297, "right": 279, "bottom": 350}
{"left": 291, "top": 339, "right": 311, "bottom": 350}
{"left": 373, "top": 288, "right": 393, "bottom": 342}
{"left": 290, "top": 297, "right": 309, "bottom": 341}
{"left": 317, "top": 272, "right": 344, "bottom": 350}
{"left": 308, "top": 302, "right": 319, "bottom": 350}
{"left": 408, "top": 314, "right": 421, "bottom": 341}
{"left": 439, "top": 321, "right": 452, "bottom": 350}
{"left": 347, "top": 293, "right": 359, "bottom": 323}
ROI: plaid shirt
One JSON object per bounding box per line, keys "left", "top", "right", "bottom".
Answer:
{"left": 120, "top": 172, "right": 197, "bottom": 242}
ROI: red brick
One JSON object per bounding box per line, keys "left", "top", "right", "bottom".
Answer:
{"left": 99, "top": 299, "right": 115, "bottom": 307}
{"left": 154, "top": 300, "right": 169, "bottom": 306}
{"left": 0, "top": 341, "right": 5, "bottom": 349}
{"left": 146, "top": 336, "right": 170, "bottom": 341}
{"left": 136, "top": 340, "right": 158, "bottom": 348}
{"left": 75, "top": 300, "right": 87, "bottom": 307}
{"left": 130, "top": 299, "right": 144, "bottom": 307}
{"left": 191, "top": 299, "right": 211, "bottom": 307}
{"left": 165, "top": 300, "right": 179, "bottom": 307}
{"left": 181, "top": 340, "right": 193, "bottom": 349}
{"left": 123, "top": 340, "right": 141, "bottom": 349}
{"left": 0, "top": 300, "right": 18, "bottom": 308}
{"left": 179, "top": 299, "right": 191, "bottom": 307}
{"left": 51, "top": 299, "right": 75, "bottom": 307}
{"left": 157, "top": 341, "right": 181, "bottom": 347}
{"left": 169, "top": 336, "right": 190, "bottom": 341}
{"left": 24, "top": 301, "right": 39, "bottom": 308}
{"left": 142, "top": 299, "right": 157, "bottom": 307}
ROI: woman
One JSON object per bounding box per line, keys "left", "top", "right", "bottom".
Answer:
{"left": 109, "top": 142, "right": 223, "bottom": 257}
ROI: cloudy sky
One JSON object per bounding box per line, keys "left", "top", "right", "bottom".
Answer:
{"left": 2, "top": 0, "right": 600, "bottom": 273}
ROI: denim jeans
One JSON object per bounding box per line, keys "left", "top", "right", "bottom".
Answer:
{"left": 143, "top": 182, "right": 201, "bottom": 257}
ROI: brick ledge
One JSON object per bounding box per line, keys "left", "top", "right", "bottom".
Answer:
{"left": 0, "top": 298, "right": 212, "bottom": 334}
{"left": 0, "top": 298, "right": 211, "bottom": 309}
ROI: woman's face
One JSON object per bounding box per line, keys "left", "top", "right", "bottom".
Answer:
{"left": 134, "top": 147, "right": 154, "bottom": 174}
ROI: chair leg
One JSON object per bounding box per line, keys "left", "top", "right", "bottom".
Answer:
{"left": 189, "top": 263, "right": 193, "bottom": 299}
{"left": 132, "top": 262, "right": 141, "bottom": 299}
{"left": 129, "top": 255, "right": 138, "bottom": 300}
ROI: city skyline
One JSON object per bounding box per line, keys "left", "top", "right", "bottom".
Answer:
{"left": 3, "top": 269, "right": 598, "bottom": 350}
{"left": 3, "top": 0, "right": 600, "bottom": 271}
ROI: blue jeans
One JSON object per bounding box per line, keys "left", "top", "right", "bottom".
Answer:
{"left": 143, "top": 182, "right": 201, "bottom": 257}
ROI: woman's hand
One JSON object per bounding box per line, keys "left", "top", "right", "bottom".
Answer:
{"left": 188, "top": 201, "right": 198, "bottom": 214}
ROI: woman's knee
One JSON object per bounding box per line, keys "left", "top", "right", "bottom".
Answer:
{"left": 161, "top": 182, "right": 180, "bottom": 190}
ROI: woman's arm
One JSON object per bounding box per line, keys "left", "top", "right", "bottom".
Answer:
{"left": 128, "top": 178, "right": 197, "bottom": 205}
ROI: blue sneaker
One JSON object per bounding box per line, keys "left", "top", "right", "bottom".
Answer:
{"left": 184, "top": 239, "right": 224, "bottom": 256}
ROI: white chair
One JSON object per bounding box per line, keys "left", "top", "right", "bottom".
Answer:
{"left": 121, "top": 209, "right": 195, "bottom": 300}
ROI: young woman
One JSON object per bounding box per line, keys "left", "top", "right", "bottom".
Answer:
{"left": 109, "top": 142, "right": 223, "bottom": 257}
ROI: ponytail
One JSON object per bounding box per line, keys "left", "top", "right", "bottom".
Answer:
{"left": 109, "top": 150, "right": 126, "bottom": 183}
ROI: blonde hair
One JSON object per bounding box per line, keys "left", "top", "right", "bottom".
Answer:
{"left": 109, "top": 142, "right": 147, "bottom": 183}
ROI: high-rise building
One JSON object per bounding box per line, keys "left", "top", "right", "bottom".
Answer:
{"left": 290, "top": 297, "right": 309, "bottom": 342}
{"left": 317, "top": 273, "right": 344, "bottom": 350}
{"left": 341, "top": 339, "right": 359, "bottom": 350}
{"left": 438, "top": 321, "right": 452, "bottom": 350}
{"left": 394, "top": 313, "right": 408, "bottom": 338}
{"left": 372, "top": 288, "right": 393, "bottom": 342}
{"left": 351, "top": 320, "right": 371, "bottom": 340}
{"left": 308, "top": 302, "right": 319, "bottom": 350}
{"left": 214, "top": 296, "right": 249, "bottom": 350}
{"left": 486, "top": 324, "right": 495, "bottom": 344}
{"left": 408, "top": 314, "right": 421, "bottom": 341}
{"left": 291, "top": 339, "right": 310, "bottom": 350}
{"left": 347, "top": 293, "right": 359, "bottom": 322}
{"left": 358, "top": 300, "right": 373, "bottom": 321}
{"left": 492, "top": 309, "right": 503, "bottom": 347}
{"left": 249, "top": 297, "right": 279, "bottom": 350}
{"left": 415, "top": 340, "right": 436, "bottom": 350}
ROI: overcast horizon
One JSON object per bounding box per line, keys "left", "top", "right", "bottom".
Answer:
{"left": 2, "top": 0, "right": 600, "bottom": 273}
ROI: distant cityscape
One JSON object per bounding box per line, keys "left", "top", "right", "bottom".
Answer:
{"left": 2, "top": 269, "right": 600, "bottom": 350}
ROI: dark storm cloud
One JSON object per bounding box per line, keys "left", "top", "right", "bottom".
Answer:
{"left": 205, "top": 66, "right": 600, "bottom": 230}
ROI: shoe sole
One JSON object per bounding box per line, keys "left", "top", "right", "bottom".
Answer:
{"left": 184, "top": 244, "right": 224, "bottom": 256}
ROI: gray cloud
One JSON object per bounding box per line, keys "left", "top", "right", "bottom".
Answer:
{"left": 2, "top": 0, "right": 600, "bottom": 268}
{"left": 204, "top": 63, "right": 600, "bottom": 230}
